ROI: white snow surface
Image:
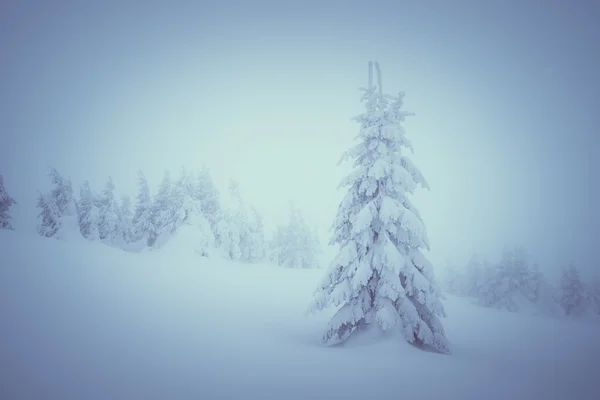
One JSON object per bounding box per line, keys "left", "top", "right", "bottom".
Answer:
{"left": 1, "top": 229, "right": 599, "bottom": 400}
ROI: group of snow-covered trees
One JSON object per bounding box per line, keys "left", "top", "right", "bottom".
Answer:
{"left": 442, "top": 247, "right": 600, "bottom": 320}
{"left": 0, "top": 174, "right": 16, "bottom": 230}
{"left": 31, "top": 167, "right": 324, "bottom": 267}
{"left": 269, "top": 203, "right": 322, "bottom": 268}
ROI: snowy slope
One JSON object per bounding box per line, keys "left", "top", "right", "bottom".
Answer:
{"left": 1, "top": 229, "right": 599, "bottom": 400}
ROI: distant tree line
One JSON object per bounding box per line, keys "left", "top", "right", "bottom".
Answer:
{"left": 0, "top": 168, "right": 323, "bottom": 269}
{"left": 442, "top": 246, "right": 600, "bottom": 320}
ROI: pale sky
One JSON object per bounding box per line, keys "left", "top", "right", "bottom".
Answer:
{"left": 1, "top": 0, "right": 598, "bottom": 278}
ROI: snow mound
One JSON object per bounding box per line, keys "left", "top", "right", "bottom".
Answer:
{"left": 1, "top": 229, "right": 599, "bottom": 400}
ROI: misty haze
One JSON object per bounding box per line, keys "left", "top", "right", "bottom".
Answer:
{"left": 1, "top": 1, "right": 599, "bottom": 399}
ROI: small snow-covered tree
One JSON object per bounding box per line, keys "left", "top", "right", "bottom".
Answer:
{"left": 119, "top": 195, "right": 133, "bottom": 244}
{"left": 476, "top": 247, "right": 545, "bottom": 312}
{"left": 308, "top": 62, "right": 449, "bottom": 353}
{"left": 245, "top": 206, "right": 266, "bottom": 262}
{"left": 149, "top": 171, "right": 173, "bottom": 247}
{"left": 77, "top": 180, "right": 99, "bottom": 240}
{"left": 217, "top": 214, "right": 242, "bottom": 260}
{"left": 0, "top": 174, "right": 17, "bottom": 230}
{"left": 217, "top": 179, "right": 263, "bottom": 262}
{"left": 195, "top": 166, "right": 221, "bottom": 228}
{"left": 131, "top": 170, "right": 153, "bottom": 245}
{"left": 36, "top": 192, "right": 60, "bottom": 237}
{"left": 168, "top": 167, "right": 200, "bottom": 233}
{"left": 36, "top": 168, "right": 77, "bottom": 238}
{"left": 97, "top": 177, "right": 122, "bottom": 245}
{"left": 558, "top": 263, "right": 587, "bottom": 317}
{"left": 269, "top": 204, "right": 322, "bottom": 269}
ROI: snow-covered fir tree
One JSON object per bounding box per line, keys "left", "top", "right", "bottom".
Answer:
{"left": 76, "top": 180, "right": 99, "bottom": 240}
{"left": 217, "top": 214, "right": 242, "bottom": 260}
{"left": 195, "top": 166, "right": 221, "bottom": 237}
{"left": 36, "top": 168, "right": 77, "bottom": 239}
{"left": 119, "top": 195, "right": 133, "bottom": 244}
{"left": 149, "top": 171, "right": 173, "bottom": 247}
{"left": 97, "top": 177, "right": 122, "bottom": 246}
{"left": 269, "top": 204, "right": 322, "bottom": 269}
{"left": 217, "top": 180, "right": 247, "bottom": 261}
{"left": 476, "top": 247, "right": 527, "bottom": 311}
{"left": 475, "top": 247, "right": 546, "bottom": 312}
{"left": 558, "top": 263, "right": 588, "bottom": 317}
{"left": 168, "top": 167, "right": 199, "bottom": 232}
{"left": 36, "top": 192, "right": 60, "bottom": 237}
{"left": 194, "top": 166, "right": 220, "bottom": 247}
{"left": 308, "top": 62, "right": 449, "bottom": 353}
{"left": 131, "top": 170, "right": 153, "bottom": 246}
{"left": 0, "top": 174, "right": 16, "bottom": 230}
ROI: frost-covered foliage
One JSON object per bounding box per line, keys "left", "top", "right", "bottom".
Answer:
{"left": 131, "top": 170, "right": 153, "bottom": 246}
{"left": 444, "top": 255, "right": 490, "bottom": 298}
{"left": 246, "top": 206, "right": 266, "bottom": 262}
{"left": 185, "top": 210, "right": 215, "bottom": 257}
{"left": 218, "top": 180, "right": 265, "bottom": 262}
{"left": 149, "top": 171, "right": 173, "bottom": 247}
{"left": 97, "top": 177, "right": 124, "bottom": 246}
{"left": 36, "top": 168, "right": 77, "bottom": 239}
{"left": 475, "top": 247, "right": 542, "bottom": 312}
{"left": 308, "top": 63, "right": 449, "bottom": 353}
{"left": 0, "top": 174, "right": 16, "bottom": 230}
{"left": 119, "top": 195, "right": 133, "bottom": 244}
{"left": 269, "top": 204, "right": 322, "bottom": 269}
{"left": 217, "top": 215, "right": 242, "bottom": 260}
{"left": 168, "top": 167, "right": 200, "bottom": 233}
{"left": 152, "top": 167, "right": 217, "bottom": 254}
{"left": 558, "top": 263, "right": 588, "bottom": 317}
{"left": 76, "top": 180, "right": 99, "bottom": 240}
{"left": 444, "top": 249, "right": 564, "bottom": 317}
{"left": 195, "top": 166, "right": 221, "bottom": 236}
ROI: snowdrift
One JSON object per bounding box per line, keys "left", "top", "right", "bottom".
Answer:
{"left": 1, "top": 229, "right": 599, "bottom": 400}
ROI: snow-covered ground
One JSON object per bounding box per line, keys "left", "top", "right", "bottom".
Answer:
{"left": 1, "top": 229, "right": 599, "bottom": 400}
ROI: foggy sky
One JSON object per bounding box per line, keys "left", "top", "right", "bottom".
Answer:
{"left": 1, "top": 0, "right": 598, "bottom": 278}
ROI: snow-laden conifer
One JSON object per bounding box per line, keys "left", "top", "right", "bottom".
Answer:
{"left": 308, "top": 62, "right": 449, "bottom": 353}
{"left": 558, "top": 263, "right": 588, "bottom": 317}
{"left": 149, "top": 171, "right": 173, "bottom": 247}
{"left": 119, "top": 195, "right": 133, "bottom": 244}
{"left": 0, "top": 174, "right": 16, "bottom": 230}
{"left": 131, "top": 170, "right": 153, "bottom": 246}
{"left": 77, "top": 180, "right": 99, "bottom": 240}
{"left": 97, "top": 177, "right": 122, "bottom": 245}
{"left": 36, "top": 168, "right": 77, "bottom": 239}
{"left": 269, "top": 204, "right": 322, "bottom": 269}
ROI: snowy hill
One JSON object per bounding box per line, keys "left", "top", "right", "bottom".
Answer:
{"left": 1, "top": 229, "right": 599, "bottom": 400}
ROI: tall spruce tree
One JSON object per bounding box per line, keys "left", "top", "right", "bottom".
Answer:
{"left": 308, "top": 62, "right": 449, "bottom": 353}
